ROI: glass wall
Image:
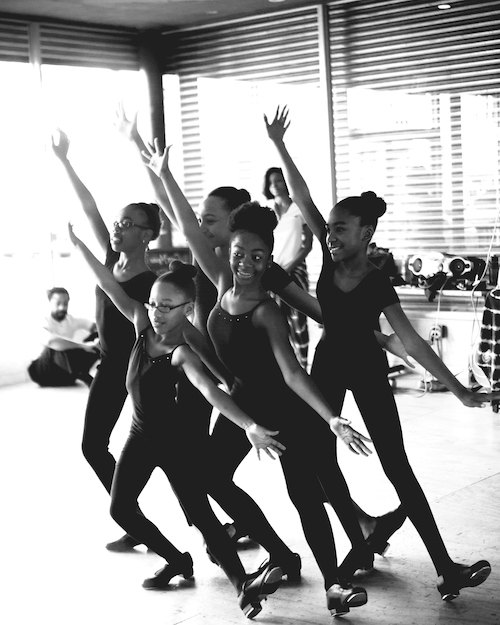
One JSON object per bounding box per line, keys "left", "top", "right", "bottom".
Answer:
{"left": 0, "top": 61, "right": 151, "bottom": 382}
{"left": 163, "top": 1, "right": 500, "bottom": 294}
{"left": 196, "top": 77, "right": 331, "bottom": 211}
{"left": 335, "top": 87, "right": 500, "bottom": 262}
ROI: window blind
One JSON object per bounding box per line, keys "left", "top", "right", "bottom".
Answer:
{"left": 160, "top": 7, "right": 321, "bottom": 208}
{"left": 0, "top": 17, "right": 30, "bottom": 62}
{"left": 0, "top": 16, "right": 139, "bottom": 70}
{"left": 328, "top": 0, "right": 500, "bottom": 261}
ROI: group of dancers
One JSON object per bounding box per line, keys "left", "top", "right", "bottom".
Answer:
{"left": 51, "top": 105, "right": 495, "bottom": 619}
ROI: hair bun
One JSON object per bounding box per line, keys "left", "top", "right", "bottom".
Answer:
{"left": 168, "top": 259, "right": 197, "bottom": 279}
{"left": 209, "top": 187, "right": 251, "bottom": 212}
{"left": 237, "top": 188, "right": 251, "bottom": 204}
{"left": 361, "top": 191, "right": 387, "bottom": 219}
{"left": 229, "top": 201, "right": 278, "bottom": 233}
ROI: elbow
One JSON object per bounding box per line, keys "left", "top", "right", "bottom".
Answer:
{"left": 283, "top": 366, "right": 302, "bottom": 389}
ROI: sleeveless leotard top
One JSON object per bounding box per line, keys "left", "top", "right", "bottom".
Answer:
{"left": 126, "top": 326, "right": 187, "bottom": 440}
{"left": 207, "top": 298, "right": 307, "bottom": 432}
{"left": 194, "top": 262, "right": 293, "bottom": 340}
{"left": 96, "top": 244, "right": 157, "bottom": 361}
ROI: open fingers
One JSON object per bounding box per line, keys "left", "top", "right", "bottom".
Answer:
{"left": 350, "top": 439, "right": 372, "bottom": 456}
{"left": 264, "top": 437, "right": 286, "bottom": 452}
{"left": 354, "top": 431, "right": 372, "bottom": 443}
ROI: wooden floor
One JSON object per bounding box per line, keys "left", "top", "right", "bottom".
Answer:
{"left": 1, "top": 374, "right": 499, "bottom": 625}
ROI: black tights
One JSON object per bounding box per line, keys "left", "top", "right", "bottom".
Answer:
{"left": 110, "top": 431, "right": 248, "bottom": 592}
{"left": 311, "top": 344, "right": 454, "bottom": 577}
{"left": 210, "top": 414, "right": 366, "bottom": 590}
{"left": 82, "top": 358, "right": 129, "bottom": 493}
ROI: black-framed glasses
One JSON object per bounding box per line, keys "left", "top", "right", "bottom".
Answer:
{"left": 144, "top": 301, "right": 192, "bottom": 314}
{"left": 113, "top": 219, "right": 151, "bottom": 231}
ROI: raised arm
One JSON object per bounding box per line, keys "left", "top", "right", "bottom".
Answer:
{"left": 51, "top": 130, "right": 109, "bottom": 253}
{"left": 68, "top": 223, "right": 146, "bottom": 331}
{"left": 174, "top": 345, "right": 285, "bottom": 460}
{"left": 144, "top": 140, "right": 227, "bottom": 288}
{"left": 265, "top": 106, "right": 326, "bottom": 242}
{"left": 114, "top": 104, "right": 178, "bottom": 228}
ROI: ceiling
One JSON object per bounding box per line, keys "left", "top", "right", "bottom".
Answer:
{"left": 0, "top": 0, "right": 330, "bottom": 31}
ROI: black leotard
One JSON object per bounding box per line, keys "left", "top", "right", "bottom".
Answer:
{"left": 208, "top": 298, "right": 302, "bottom": 432}
{"left": 110, "top": 325, "right": 294, "bottom": 586}
{"left": 315, "top": 242, "right": 399, "bottom": 374}
{"left": 311, "top": 239, "right": 454, "bottom": 576}
{"left": 96, "top": 246, "right": 157, "bottom": 360}
{"left": 194, "top": 261, "right": 293, "bottom": 339}
{"left": 207, "top": 296, "right": 366, "bottom": 589}
{"left": 126, "top": 329, "right": 188, "bottom": 438}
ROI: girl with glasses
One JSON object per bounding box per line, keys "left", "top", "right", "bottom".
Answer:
{"left": 144, "top": 141, "right": 376, "bottom": 617}
{"left": 52, "top": 130, "right": 160, "bottom": 552}
{"left": 119, "top": 103, "right": 409, "bottom": 555}
{"left": 67, "top": 223, "right": 295, "bottom": 618}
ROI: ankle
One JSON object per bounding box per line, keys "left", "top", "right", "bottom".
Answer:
{"left": 358, "top": 517, "right": 376, "bottom": 540}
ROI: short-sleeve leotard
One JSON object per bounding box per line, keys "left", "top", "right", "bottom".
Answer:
{"left": 315, "top": 240, "right": 399, "bottom": 376}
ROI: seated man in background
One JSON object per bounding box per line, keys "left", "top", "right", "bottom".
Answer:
{"left": 28, "top": 287, "right": 99, "bottom": 387}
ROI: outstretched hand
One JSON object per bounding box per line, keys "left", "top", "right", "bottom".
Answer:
{"left": 459, "top": 389, "right": 500, "bottom": 408}
{"left": 329, "top": 416, "right": 372, "bottom": 456}
{"left": 114, "top": 101, "right": 139, "bottom": 143}
{"left": 142, "top": 138, "right": 171, "bottom": 179}
{"left": 264, "top": 105, "right": 290, "bottom": 143}
{"left": 51, "top": 128, "right": 70, "bottom": 160}
{"left": 385, "top": 333, "right": 416, "bottom": 368}
{"left": 245, "top": 424, "right": 286, "bottom": 460}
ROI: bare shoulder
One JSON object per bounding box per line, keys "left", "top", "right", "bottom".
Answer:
{"left": 171, "top": 342, "right": 197, "bottom": 366}
{"left": 252, "top": 298, "right": 285, "bottom": 329}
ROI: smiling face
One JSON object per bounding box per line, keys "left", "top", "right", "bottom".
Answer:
{"left": 325, "top": 205, "right": 371, "bottom": 262}
{"left": 146, "top": 282, "right": 191, "bottom": 334}
{"left": 197, "top": 195, "right": 232, "bottom": 249}
{"left": 229, "top": 230, "right": 271, "bottom": 286}
{"left": 110, "top": 205, "right": 151, "bottom": 253}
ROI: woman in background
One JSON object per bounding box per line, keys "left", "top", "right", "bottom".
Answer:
{"left": 263, "top": 167, "right": 312, "bottom": 368}
{"left": 145, "top": 136, "right": 376, "bottom": 616}
{"left": 137, "top": 130, "right": 408, "bottom": 556}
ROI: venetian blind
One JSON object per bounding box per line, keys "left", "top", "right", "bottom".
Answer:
{"left": 0, "top": 16, "right": 139, "bottom": 70}
{"left": 160, "top": 7, "right": 321, "bottom": 209}
{"left": 328, "top": 0, "right": 500, "bottom": 260}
